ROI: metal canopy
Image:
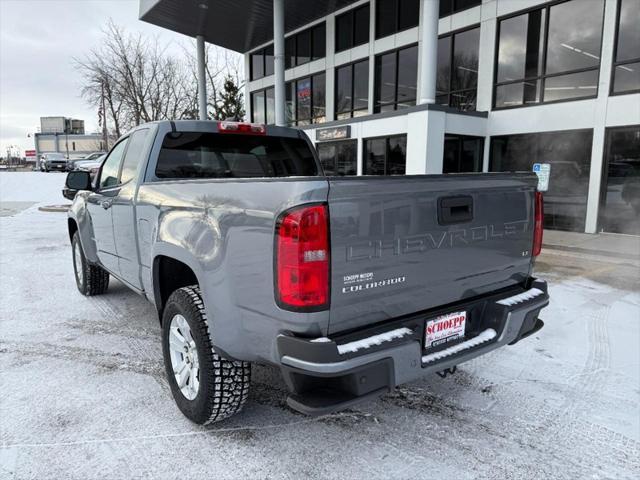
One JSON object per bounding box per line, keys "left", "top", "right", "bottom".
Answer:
{"left": 139, "top": 0, "right": 359, "bottom": 53}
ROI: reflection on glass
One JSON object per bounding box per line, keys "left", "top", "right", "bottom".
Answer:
{"left": 336, "top": 65, "right": 352, "bottom": 115}
{"left": 436, "top": 36, "right": 451, "bottom": 100}
{"left": 336, "top": 60, "right": 369, "bottom": 118}
{"left": 490, "top": 129, "right": 593, "bottom": 232}
{"left": 443, "top": 135, "right": 483, "bottom": 173}
{"left": 452, "top": 27, "right": 479, "bottom": 91}
{"left": 312, "top": 73, "right": 326, "bottom": 123}
{"left": 387, "top": 136, "right": 407, "bottom": 174}
{"left": 616, "top": 0, "right": 640, "bottom": 62}
{"left": 543, "top": 70, "right": 599, "bottom": 102}
{"left": 364, "top": 136, "right": 407, "bottom": 175}
{"left": 438, "top": 26, "right": 479, "bottom": 111}
{"left": 317, "top": 140, "right": 357, "bottom": 176}
{"left": 545, "top": 0, "right": 604, "bottom": 74}
{"left": 353, "top": 60, "right": 369, "bottom": 112}
{"left": 397, "top": 45, "right": 418, "bottom": 106}
{"left": 494, "top": 0, "right": 604, "bottom": 108}
{"left": 364, "top": 138, "right": 386, "bottom": 175}
{"left": 600, "top": 126, "right": 640, "bottom": 235}
{"left": 494, "top": 81, "right": 541, "bottom": 108}
{"left": 265, "top": 88, "right": 275, "bottom": 125}
{"left": 251, "top": 91, "right": 265, "bottom": 124}
{"left": 264, "top": 45, "right": 274, "bottom": 77}
{"left": 613, "top": 62, "right": 640, "bottom": 94}
{"left": 375, "top": 52, "right": 397, "bottom": 109}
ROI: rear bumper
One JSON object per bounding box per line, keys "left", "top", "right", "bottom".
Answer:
{"left": 277, "top": 278, "right": 549, "bottom": 415}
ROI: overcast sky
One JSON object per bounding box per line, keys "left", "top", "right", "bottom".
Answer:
{"left": 0, "top": 0, "right": 204, "bottom": 154}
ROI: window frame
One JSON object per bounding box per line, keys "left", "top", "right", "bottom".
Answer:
{"left": 250, "top": 86, "right": 275, "bottom": 124}
{"left": 96, "top": 136, "right": 130, "bottom": 191}
{"left": 610, "top": 0, "right": 640, "bottom": 96}
{"left": 316, "top": 139, "right": 358, "bottom": 176}
{"left": 335, "top": 58, "right": 370, "bottom": 119}
{"left": 492, "top": 0, "right": 607, "bottom": 111}
{"left": 375, "top": 0, "right": 419, "bottom": 40}
{"left": 598, "top": 123, "right": 640, "bottom": 232}
{"left": 250, "top": 46, "right": 274, "bottom": 81}
{"left": 283, "top": 22, "right": 326, "bottom": 69}
{"left": 437, "top": 24, "right": 481, "bottom": 112}
{"left": 335, "top": 3, "right": 371, "bottom": 53}
{"left": 443, "top": 133, "right": 485, "bottom": 173}
{"left": 373, "top": 43, "right": 418, "bottom": 113}
{"left": 286, "top": 73, "right": 326, "bottom": 126}
{"left": 363, "top": 134, "right": 407, "bottom": 175}
{"left": 119, "top": 128, "right": 150, "bottom": 185}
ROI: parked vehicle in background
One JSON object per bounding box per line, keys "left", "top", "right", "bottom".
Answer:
{"left": 66, "top": 151, "right": 106, "bottom": 171}
{"left": 41, "top": 152, "right": 67, "bottom": 172}
{"left": 65, "top": 120, "right": 549, "bottom": 425}
{"left": 62, "top": 154, "right": 105, "bottom": 200}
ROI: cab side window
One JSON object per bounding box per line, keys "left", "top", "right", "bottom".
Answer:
{"left": 119, "top": 129, "right": 149, "bottom": 184}
{"left": 99, "top": 139, "right": 129, "bottom": 189}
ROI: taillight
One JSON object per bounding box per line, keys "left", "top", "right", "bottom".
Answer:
{"left": 217, "top": 121, "right": 266, "bottom": 135}
{"left": 275, "top": 204, "right": 329, "bottom": 310}
{"left": 532, "top": 191, "right": 544, "bottom": 257}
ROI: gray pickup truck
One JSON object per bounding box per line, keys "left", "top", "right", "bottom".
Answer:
{"left": 65, "top": 120, "right": 549, "bottom": 424}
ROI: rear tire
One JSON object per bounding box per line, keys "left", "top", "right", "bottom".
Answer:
{"left": 162, "top": 286, "right": 251, "bottom": 424}
{"left": 72, "top": 232, "right": 109, "bottom": 296}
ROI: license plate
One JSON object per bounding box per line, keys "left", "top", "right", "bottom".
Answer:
{"left": 425, "top": 311, "right": 466, "bottom": 350}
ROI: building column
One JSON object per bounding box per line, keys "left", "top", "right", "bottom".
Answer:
{"left": 273, "top": 0, "right": 286, "bottom": 126}
{"left": 418, "top": 0, "right": 439, "bottom": 104}
{"left": 196, "top": 35, "right": 207, "bottom": 120}
{"left": 584, "top": 0, "right": 619, "bottom": 233}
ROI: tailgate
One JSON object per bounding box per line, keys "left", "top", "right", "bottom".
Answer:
{"left": 327, "top": 173, "right": 537, "bottom": 334}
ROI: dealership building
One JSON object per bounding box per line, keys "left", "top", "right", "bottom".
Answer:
{"left": 140, "top": 0, "right": 639, "bottom": 235}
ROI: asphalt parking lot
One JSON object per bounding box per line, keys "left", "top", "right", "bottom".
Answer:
{"left": 1, "top": 172, "right": 639, "bottom": 480}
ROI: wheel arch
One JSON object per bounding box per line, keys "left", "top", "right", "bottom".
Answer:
{"left": 152, "top": 253, "right": 201, "bottom": 322}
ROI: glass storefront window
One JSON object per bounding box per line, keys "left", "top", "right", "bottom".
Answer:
{"left": 336, "top": 4, "right": 370, "bottom": 52}
{"left": 443, "top": 134, "right": 484, "bottom": 173}
{"left": 375, "top": 0, "right": 419, "bottom": 39}
{"left": 612, "top": 0, "right": 640, "bottom": 94}
{"left": 283, "top": 74, "right": 326, "bottom": 126}
{"left": 600, "top": 126, "right": 640, "bottom": 235}
{"left": 490, "top": 129, "right": 593, "bottom": 232}
{"left": 374, "top": 45, "right": 417, "bottom": 112}
{"left": 336, "top": 59, "right": 369, "bottom": 119}
{"left": 282, "top": 23, "right": 326, "bottom": 69}
{"left": 438, "top": 26, "right": 480, "bottom": 111}
{"left": 494, "top": 0, "right": 605, "bottom": 108}
{"left": 364, "top": 135, "right": 407, "bottom": 175}
{"left": 251, "top": 90, "right": 265, "bottom": 124}
{"left": 316, "top": 140, "right": 358, "bottom": 176}
{"left": 251, "top": 87, "right": 277, "bottom": 125}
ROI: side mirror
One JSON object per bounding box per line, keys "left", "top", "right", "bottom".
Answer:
{"left": 66, "top": 171, "right": 92, "bottom": 191}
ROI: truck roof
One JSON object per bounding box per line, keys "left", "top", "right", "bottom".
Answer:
{"left": 136, "top": 120, "right": 304, "bottom": 140}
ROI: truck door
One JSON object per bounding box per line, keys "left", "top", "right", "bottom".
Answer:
{"left": 111, "top": 128, "right": 150, "bottom": 290}
{"left": 86, "top": 138, "right": 129, "bottom": 275}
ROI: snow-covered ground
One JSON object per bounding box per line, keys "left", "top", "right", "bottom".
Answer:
{"left": 1, "top": 172, "right": 639, "bottom": 480}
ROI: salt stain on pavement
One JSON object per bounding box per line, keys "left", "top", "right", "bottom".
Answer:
{"left": 1, "top": 173, "right": 639, "bottom": 480}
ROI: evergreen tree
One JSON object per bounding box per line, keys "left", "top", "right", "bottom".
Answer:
{"left": 214, "top": 75, "right": 245, "bottom": 121}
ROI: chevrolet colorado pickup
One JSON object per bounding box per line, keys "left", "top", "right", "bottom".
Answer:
{"left": 65, "top": 120, "right": 549, "bottom": 424}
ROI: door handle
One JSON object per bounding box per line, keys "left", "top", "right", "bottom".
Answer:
{"left": 438, "top": 195, "right": 473, "bottom": 225}
{"left": 101, "top": 199, "right": 113, "bottom": 210}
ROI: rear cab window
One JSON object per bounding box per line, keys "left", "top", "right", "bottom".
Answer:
{"left": 155, "top": 132, "right": 319, "bottom": 179}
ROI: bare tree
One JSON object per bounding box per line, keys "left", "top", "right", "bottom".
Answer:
{"left": 75, "top": 20, "right": 245, "bottom": 142}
